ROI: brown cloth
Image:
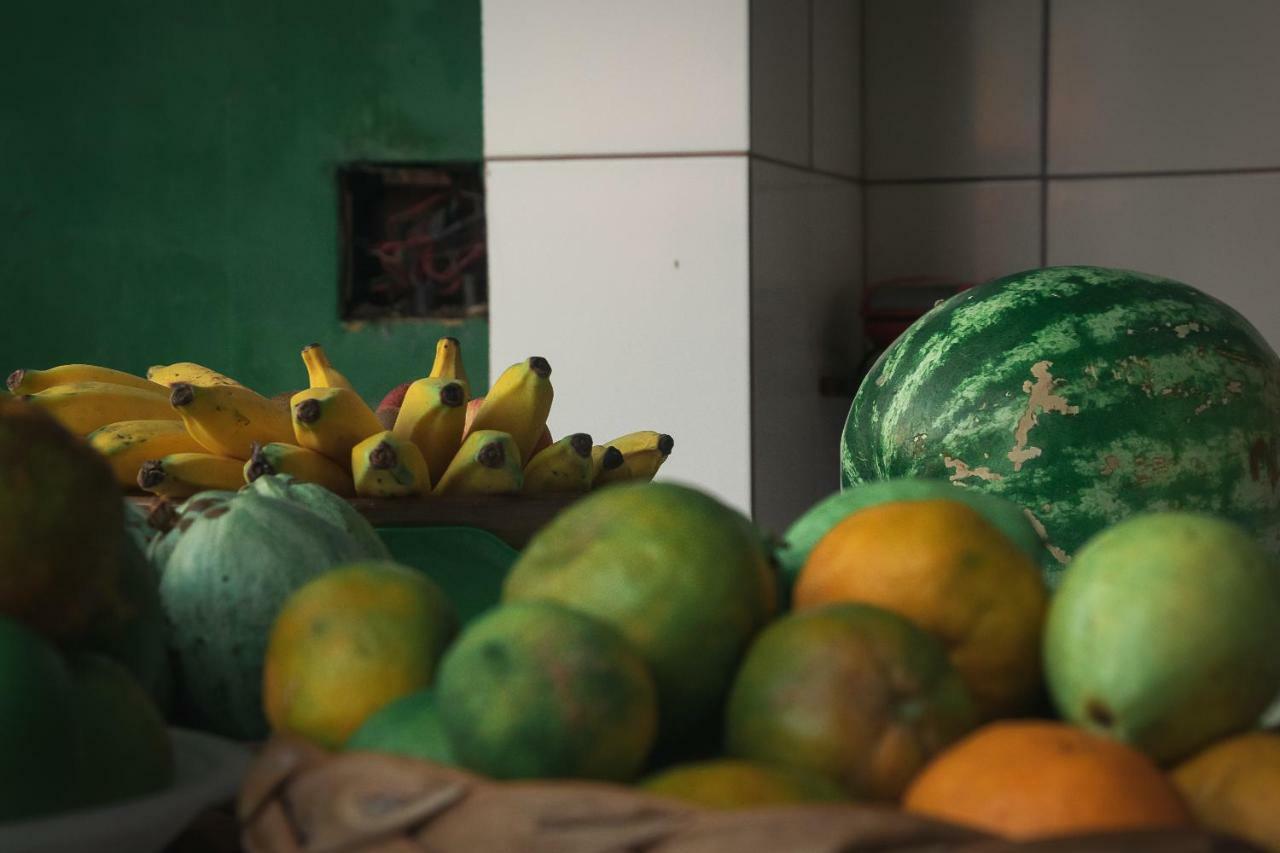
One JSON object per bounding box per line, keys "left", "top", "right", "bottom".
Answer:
{"left": 238, "top": 736, "right": 1260, "bottom": 853}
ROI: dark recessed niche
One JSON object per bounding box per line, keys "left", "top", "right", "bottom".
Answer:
{"left": 339, "top": 162, "right": 487, "bottom": 322}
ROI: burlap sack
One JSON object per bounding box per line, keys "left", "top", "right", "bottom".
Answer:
{"left": 237, "top": 736, "right": 1259, "bottom": 853}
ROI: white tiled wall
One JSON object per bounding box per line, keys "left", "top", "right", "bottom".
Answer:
{"left": 866, "top": 181, "right": 1040, "bottom": 284}
{"left": 750, "top": 0, "right": 810, "bottom": 168}
{"left": 1048, "top": 173, "right": 1280, "bottom": 348}
{"left": 861, "top": 0, "right": 1280, "bottom": 353}
{"left": 485, "top": 157, "right": 754, "bottom": 512}
{"left": 750, "top": 161, "right": 861, "bottom": 532}
{"left": 484, "top": 0, "right": 864, "bottom": 525}
{"left": 811, "top": 0, "right": 861, "bottom": 178}
{"left": 482, "top": 0, "right": 749, "bottom": 157}
{"left": 1049, "top": 0, "right": 1280, "bottom": 174}
{"left": 863, "top": 0, "right": 1043, "bottom": 180}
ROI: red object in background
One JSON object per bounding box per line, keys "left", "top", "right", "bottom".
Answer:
{"left": 862, "top": 277, "right": 975, "bottom": 350}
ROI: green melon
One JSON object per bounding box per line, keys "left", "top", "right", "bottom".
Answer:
{"left": 843, "top": 266, "right": 1280, "bottom": 581}
{"left": 160, "top": 491, "right": 374, "bottom": 739}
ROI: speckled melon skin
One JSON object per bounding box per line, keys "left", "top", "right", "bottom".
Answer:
{"left": 842, "top": 266, "right": 1280, "bottom": 584}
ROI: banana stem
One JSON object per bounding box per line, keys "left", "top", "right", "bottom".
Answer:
{"left": 138, "top": 460, "right": 167, "bottom": 490}
{"left": 169, "top": 383, "right": 196, "bottom": 407}
{"left": 294, "top": 399, "right": 322, "bottom": 424}
{"left": 600, "top": 446, "right": 624, "bottom": 471}
{"left": 369, "top": 441, "right": 399, "bottom": 470}
{"left": 477, "top": 441, "right": 506, "bottom": 469}
{"left": 245, "top": 443, "right": 275, "bottom": 482}
{"left": 440, "top": 382, "right": 466, "bottom": 407}
{"left": 569, "top": 433, "right": 593, "bottom": 457}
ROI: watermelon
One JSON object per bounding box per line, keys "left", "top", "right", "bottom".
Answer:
{"left": 843, "top": 266, "right": 1280, "bottom": 584}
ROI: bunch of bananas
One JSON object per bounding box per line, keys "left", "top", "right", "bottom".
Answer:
{"left": 5, "top": 339, "right": 673, "bottom": 500}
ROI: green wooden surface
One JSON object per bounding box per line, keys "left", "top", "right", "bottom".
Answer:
{"left": 377, "top": 526, "right": 518, "bottom": 626}
{"left": 0, "top": 0, "right": 486, "bottom": 401}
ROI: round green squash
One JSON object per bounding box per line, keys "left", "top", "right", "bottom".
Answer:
{"left": 243, "top": 474, "right": 390, "bottom": 560}
{"left": 843, "top": 266, "right": 1280, "bottom": 581}
{"left": 159, "top": 491, "right": 375, "bottom": 739}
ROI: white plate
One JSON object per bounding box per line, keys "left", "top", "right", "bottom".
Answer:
{"left": 0, "top": 727, "right": 251, "bottom": 853}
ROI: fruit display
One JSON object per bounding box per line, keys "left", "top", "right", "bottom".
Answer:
{"left": 842, "top": 266, "right": 1280, "bottom": 581}
{"left": 7, "top": 264, "right": 1280, "bottom": 850}
{"left": 5, "top": 337, "right": 675, "bottom": 500}
{"left": 238, "top": 477, "right": 1280, "bottom": 849}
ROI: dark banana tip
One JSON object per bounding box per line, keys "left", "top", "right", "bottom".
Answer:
{"left": 569, "top": 433, "right": 593, "bottom": 457}
{"left": 440, "top": 382, "right": 466, "bottom": 407}
{"left": 528, "top": 356, "right": 552, "bottom": 379}
{"left": 245, "top": 443, "right": 273, "bottom": 482}
{"left": 137, "top": 460, "right": 166, "bottom": 490}
{"left": 601, "top": 446, "right": 624, "bottom": 471}
{"left": 443, "top": 336, "right": 460, "bottom": 347}
{"left": 657, "top": 434, "right": 674, "bottom": 456}
{"left": 369, "top": 441, "right": 398, "bottom": 470}
{"left": 294, "top": 398, "right": 322, "bottom": 424}
{"left": 169, "top": 382, "right": 195, "bottom": 408}
{"left": 303, "top": 342, "right": 321, "bottom": 353}
{"left": 5, "top": 369, "right": 24, "bottom": 393}
{"left": 477, "top": 441, "right": 506, "bottom": 469}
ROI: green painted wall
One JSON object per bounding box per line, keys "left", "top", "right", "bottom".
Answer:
{"left": 1, "top": 0, "right": 487, "bottom": 401}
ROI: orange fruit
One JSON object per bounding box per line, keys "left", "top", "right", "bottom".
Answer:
{"left": 724, "top": 603, "right": 976, "bottom": 800}
{"left": 264, "top": 561, "right": 458, "bottom": 748}
{"left": 794, "top": 499, "right": 1047, "bottom": 718}
{"left": 1173, "top": 731, "right": 1280, "bottom": 851}
{"left": 640, "top": 759, "right": 845, "bottom": 809}
{"left": 904, "top": 720, "right": 1193, "bottom": 839}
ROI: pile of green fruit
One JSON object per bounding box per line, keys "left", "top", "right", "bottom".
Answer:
{"left": 246, "top": 266, "right": 1280, "bottom": 852}
{"left": 0, "top": 399, "right": 173, "bottom": 821}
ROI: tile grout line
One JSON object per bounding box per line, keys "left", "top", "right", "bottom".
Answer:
{"left": 1039, "top": 0, "right": 1051, "bottom": 267}
{"left": 750, "top": 152, "right": 861, "bottom": 185}
{"left": 485, "top": 150, "right": 750, "bottom": 162}
{"left": 858, "top": 165, "right": 1280, "bottom": 186}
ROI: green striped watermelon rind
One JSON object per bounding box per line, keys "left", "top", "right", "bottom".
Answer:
{"left": 842, "top": 266, "right": 1280, "bottom": 584}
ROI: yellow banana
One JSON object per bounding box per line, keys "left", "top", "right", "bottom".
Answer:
{"left": 591, "top": 445, "right": 625, "bottom": 480}
{"left": 300, "top": 343, "right": 356, "bottom": 392}
{"left": 7, "top": 365, "right": 157, "bottom": 396}
{"left": 169, "top": 382, "right": 295, "bottom": 460}
{"left": 350, "top": 431, "right": 430, "bottom": 497}
{"left": 522, "top": 433, "right": 594, "bottom": 494}
{"left": 428, "top": 336, "right": 470, "bottom": 392}
{"left": 594, "top": 431, "right": 674, "bottom": 487}
{"left": 24, "top": 382, "right": 180, "bottom": 435}
{"left": 146, "top": 362, "right": 243, "bottom": 389}
{"left": 244, "top": 441, "right": 355, "bottom": 497}
{"left": 391, "top": 379, "right": 468, "bottom": 483}
{"left": 434, "top": 429, "right": 523, "bottom": 496}
{"left": 291, "top": 387, "right": 384, "bottom": 464}
{"left": 88, "top": 419, "right": 208, "bottom": 489}
{"left": 469, "top": 357, "right": 553, "bottom": 464}
{"left": 137, "top": 452, "right": 247, "bottom": 498}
